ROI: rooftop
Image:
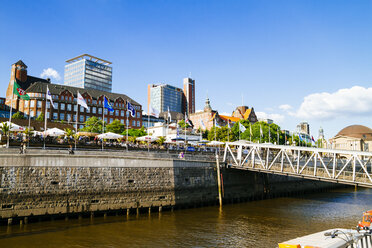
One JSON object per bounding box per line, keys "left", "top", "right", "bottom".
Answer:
{"left": 65, "top": 54, "right": 112, "bottom": 65}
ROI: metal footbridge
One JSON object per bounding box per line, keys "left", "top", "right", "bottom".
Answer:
{"left": 223, "top": 141, "right": 372, "bottom": 188}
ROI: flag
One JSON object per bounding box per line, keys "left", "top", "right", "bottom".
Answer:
{"left": 77, "top": 92, "right": 88, "bottom": 110}
{"left": 299, "top": 133, "right": 304, "bottom": 142}
{"left": 13, "top": 80, "right": 30, "bottom": 100}
{"left": 46, "top": 86, "right": 54, "bottom": 108}
{"left": 127, "top": 101, "right": 136, "bottom": 117}
{"left": 185, "top": 115, "right": 192, "bottom": 127}
{"left": 149, "top": 105, "right": 159, "bottom": 118}
{"left": 167, "top": 107, "right": 172, "bottom": 122}
{"left": 200, "top": 119, "right": 206, "bottom": 129}
{"left": 260, "top": 125, "right": 263, "bottom": 137}
{"left": 239, "top": 122, "right": 246, "bottom": 132}
{"left": 104, "top": 97, "right": 114, "bottom": 112}
{"left": 311, "top": 136, "right": 316, "bottom": 143}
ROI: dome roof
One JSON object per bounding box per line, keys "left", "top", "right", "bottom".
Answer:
{"left": 336, "top": 125, "right": 372, "bottom": 140}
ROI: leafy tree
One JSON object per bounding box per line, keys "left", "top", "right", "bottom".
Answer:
{"left": 123, "top": 126, "right": 146, "bottom": 137}
{"left": 156, "top": 136, "right": 166, "bottom": 146}
{"left": 1, "top": 122, "right": 11, "bottom": 148}
{"left": 106, "top": 119, "right": 125, "bottom": 134}
{"left": 81, "top": 116, "right": 104, "bottom": 133}
{"left": 23, "top": 128, "right": 33, "bottom": 142}
{"left": 12, "top": 111, "right": 25, "bottom": 120}
{"left": 208, "top": 126, "right": 234, "bottom": 142}
{"left": 178, "top": 120, "right": 191, "bottom": 129}
{"left": 36, "top": 112, "right": 44, "bottom": 121}
{"left": 64, "top": 128, "right": 75, "bottom": 144}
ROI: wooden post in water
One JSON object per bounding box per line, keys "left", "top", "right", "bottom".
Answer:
{"left": 216, "top": 154, "right": 223, "bottom": 207}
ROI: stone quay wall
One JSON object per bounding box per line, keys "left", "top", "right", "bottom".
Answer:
{"left": 0, "top": 151, "right": 337, "bottom": 221}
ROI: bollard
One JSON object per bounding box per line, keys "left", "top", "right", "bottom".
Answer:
{"left": 104, "top": 213, "right": 107, "bottom": 219}
{"left": 126, "top": 209, "right": 130, "bottom": 216}
{"left": 136, "top": 208, "right": 139, "bottom": 215}
{"left": 148, "top": 207, "right": 151, "bottom": 214}
{"left": 24, "top": 217, "right": 28, "bottom": 224}
{"left": 8, "top": 218, "right": 12, "bottom": 226}
{"left": 159, "top": 206, "right": 162, "bottom": 212}
{"left": 19, "top": 220, "right": 23, "bottom": 226}
{"left": 216, "top": 154, "right": 223, "bottom": 207}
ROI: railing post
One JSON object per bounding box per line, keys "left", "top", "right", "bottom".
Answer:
{"left": 281, "top": 149, "right": 284, "bottom": 172}
{"left": 353, "top": 155, "right": 356, "bottom": 182}
{"left": 297, "top": 149, "right": 300, "bottom": 174}
{"left": 266, "top": 148, "right": 269, "bottom": 169}
{"left": 314, "top": 152, "right": 317, "bottom": 176}
{"left": 332, "top": 153, "right": 336, "bottom": 178}
{"left": 251, "top": 147, "right": 255, "bottom": 168}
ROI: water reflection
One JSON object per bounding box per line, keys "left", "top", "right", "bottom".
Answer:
{"left": 0, "top": 187, "right": 371, "bottom": 247}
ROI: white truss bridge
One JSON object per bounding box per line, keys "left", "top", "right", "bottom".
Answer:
{"left": 222, "top": 141, "right": 372, "bottom": 188}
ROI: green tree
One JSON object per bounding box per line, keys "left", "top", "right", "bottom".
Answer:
{"left": 156, "top": 136, "right": 166, "bottom": 146}
{"left": 64, "top": 128, "right": 75, "bottom": 144}
{"left": 106, "top": 119, "right": 125, "bottom": 134}
{"left": 81, "top": 116, "right": 104, "bottom": 133}
{"left": 1, "top": 122, "right": 11, "bottom": 148}
{"left": 178, "top": 120, "right": 191, "bottom": 129}
{"left": 12, "top": 111, "right": 25, "bottom": 120}
{"left": 23, "top": 128, "right": 33, "bottom": 142}
{"left": 36, "top": 112, "right": 44, "bottom": 121}
{"left": 208, "top": 126, "right": 234, "bottom": 142}
{"left": 123, "top": 126, "right": 146, "bottom": 137}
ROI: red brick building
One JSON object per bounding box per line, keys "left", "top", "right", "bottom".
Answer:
{"left": 5, "top": 60, "right": 142, "bottom": 129}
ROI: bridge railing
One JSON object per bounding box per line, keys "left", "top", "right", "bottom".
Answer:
{"left": 223, "top": 142, "right": 372, "bottom": 187}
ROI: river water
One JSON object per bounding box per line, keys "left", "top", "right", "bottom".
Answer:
{"left": 0, "top": 187, "right": 371, "bottom": 247}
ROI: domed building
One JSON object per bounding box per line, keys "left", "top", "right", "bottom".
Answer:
{"left": 329, "top": 125, "right": 372, "bottom": 151}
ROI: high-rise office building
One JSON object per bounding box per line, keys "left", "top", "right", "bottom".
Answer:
{"left": 64, "top": 54, "right": 112, "bottom": 92}
{"left": 148, "top": 84, "right": 183, "bottom": 113}
{"left": 183, "top": 77, "right": 195, "bottom": 114}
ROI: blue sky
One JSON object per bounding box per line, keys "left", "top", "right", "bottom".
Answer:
{"left": 1, "top": 0, "right": 372, "bottom": 138}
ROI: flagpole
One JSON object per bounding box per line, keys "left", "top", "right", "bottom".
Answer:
{"left": 28, "top": 102, "right": 31, "bottom": 148}
{"left": 268, "top": 126, "right": 271, "bottom": 143}
{"left": 43, "top": 88, "right": 48, "bottom": 149}
{"left": 126, "top": 101, "right": 129, "bottom": 152}
{"left": 277, "top": 130, "right": 279, "bottom": 145}
{"left": 7, "top": 87, "right": 14, "bottom": 148}
{"left": 75, "top": 91, "right": 78, "bottom": 150}
{"left": 102, "top": 98, "right": 105, "bottom": 151}
{"left": 148, "top": 107, "right": 150, "bottom": 153}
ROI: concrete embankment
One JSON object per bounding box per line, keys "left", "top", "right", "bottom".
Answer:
{"left": 0, "top": 149, "right": 339, "bottom": 224}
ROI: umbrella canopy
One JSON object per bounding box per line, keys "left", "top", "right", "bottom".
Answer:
{"left": 77, "top": 131, "right": 99, "bottom": 137}
{"left": 0, "top": 121, "right": 25, "bottom": 132}
{"left": 45, "top": 127, "right": 66, "bottom": 137}
{"left": 199, "top": 139, "right": 210, "bottom": 143}
{"left": 207, "top": 140, "right": 225, "bottom": 146}
{"left": 97, "top": 132, "right": 123, "bottom": 140}
{"left": 136, "top": 135, "right": 159, "bottom": 142}
{"left": 228, "top": 140, "right": 251, "bottom": 146}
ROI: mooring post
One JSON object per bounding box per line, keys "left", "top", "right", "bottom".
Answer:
{"left": 216, "top": 154, "right": 223, "bottom": 207}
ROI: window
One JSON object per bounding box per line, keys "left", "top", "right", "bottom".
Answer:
{"left": 104, "top": 117, "right": 107, "bottom": 123}
{"left": 46, "top": 112, "right": 50, "bottom": 119}
{"left": 37, "top": 111, "right": 41, "bottom": 118}
{"left": 67, "top": 114, "right": 71, "bottom": 122}
{"left": 104, "top": 109, "right": 108, "bottom": 115}
{"left": 73, "top": 114, "right": 76, "bottom": 121}
{"left": 110, "top": 118, "right": 113, "bottom": 123}
{"left": 67, "top": 104, "right": 71, "bottom": 111}
{"left": 121, "top": 119, "right": 124, "bottom": 124}
{"left": 24, "top": 101, "right": 29, "bottom": 107}
{"left": 80, "top": 115, "right": 84, "bottom": 122}
{"left": 92, "top": 107, "right": 96, "bottom": 114}
{"left": 115, "top": 110, "right": 119, "bottom": 116}
{"left": 60, "top": 113, "right": 65, "bottom": 120}
{"left": 30, "top": 100, "right": 35, "bottom": 108}
{"left": 132, "top": 120, "right": 135, "bottom": 126}
{"left": 121, "top": 110, "right": 124, "bottom": 117}
{"left": 53, "top": 102, "right": 58, "bottom": 109}
{"left": 93, "top": 100, "right": 97, "bottom": 105}
{"left": 46, "top": 102, "right": 50, "bottom": 109}
{"left": 98, "top": 108, "right": 102, "bottom": 114}
{"left": 74, "top": 105, "right": 77, "bottom": 111}
{"left": 86, "top": 106, "right": 90, "bottom": 113}
{"left": 80, "top": 106, "right": 85, "bottom": 112}
{"left": 30, "top": 110, "right": 35, "bottom": 117}
{"left": 60, "top": 103, "right": 65, "bottom": 110}
{"left": 53, "top": 112, "right": 58, "bottom": 120}
{"left": 137, "top": 112, "right": 140, "bottom": 118}
{"left": 137, "top": 121, "right": 140, "bottom": 127}
{"left": 126, "top": 120, "right": 129, "bottom": 126}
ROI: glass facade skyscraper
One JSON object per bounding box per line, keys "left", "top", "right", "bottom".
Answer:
{"left": 148, "top": 84, "right": 183, "bottom": 113}
{"left": 64, "top": 54, "right": 112, "bottom": 92}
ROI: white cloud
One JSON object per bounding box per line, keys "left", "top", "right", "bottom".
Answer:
{"left": 279, "top": 104, "right": 292, "bottom": 111}
{"left": 256, "top": 111, "right": 285, "bottom": 123}
{"left": 294, "top": 86, "right": 372, "bottom": 120}
{"left": 40, "top": 68, "right": 61, "bottom": 81}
